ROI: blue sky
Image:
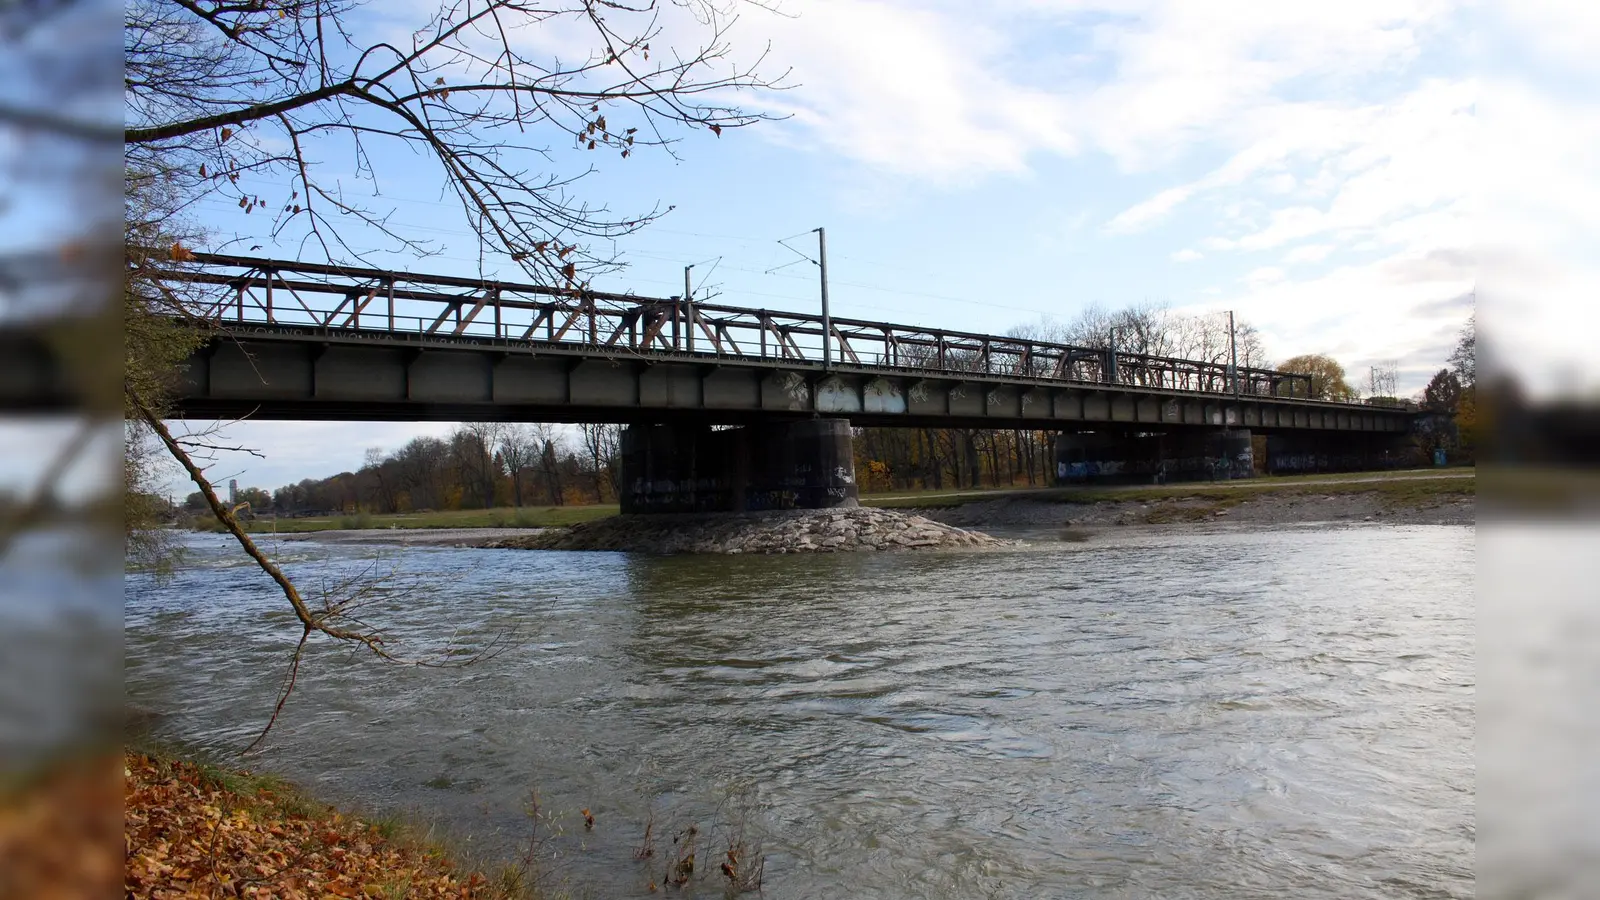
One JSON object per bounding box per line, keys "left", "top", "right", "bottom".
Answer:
{"left": 174, "top": 0, "right": 1493, "bottom": 493}
{"left": 10, "top": 0, "right": 1599, "bottom": 498}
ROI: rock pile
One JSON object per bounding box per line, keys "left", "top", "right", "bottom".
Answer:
{"left": 484, "top": 506, "right": 1012, "bottom": 555}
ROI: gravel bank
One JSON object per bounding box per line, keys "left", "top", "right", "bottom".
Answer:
{"left": 921, "top": 491, "right": 1475, "bottom": 530}
{"left": 481, "top": 506, "right": 1012, "bottom": 554}
{"left": 271, "top": 488, "right": 1471, "bottom": 555}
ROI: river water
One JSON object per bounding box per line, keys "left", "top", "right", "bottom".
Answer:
{"left": 126, "top": 524, "right": 1474, "bottom": 899}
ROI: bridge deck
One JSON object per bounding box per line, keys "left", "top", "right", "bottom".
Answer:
{"left": 160, "top": 253, "right": 1411, "bottom": 434}
{"left": 169, "top": 252, "right": 1309, "bottom": 395}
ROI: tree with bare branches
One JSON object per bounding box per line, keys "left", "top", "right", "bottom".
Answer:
{"left": 1366, "top": 360, "right": 1399, "bottom": 403}
{"left": 453, "top": 422, "right": 506, "bottom": 509}
{"left": 124, "top": 0, "right": 783, "bottom": 277}
{"left": 578, "top": 422, "right": 621, "bottom": 500}
{"left": 534, "top": 424, "right": 566, "bottom": 505}
{"left": 498, "top": 424, "right": 540, "bottom": 507}
{"left": 119, "top": 0, "right": 783, "bottom": 742}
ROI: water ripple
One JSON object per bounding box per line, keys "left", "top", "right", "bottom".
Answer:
{"left": 127, "top": 524, "right": 1474, "bottom": 899}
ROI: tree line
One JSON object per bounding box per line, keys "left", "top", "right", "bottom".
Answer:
{"left": 196, "top": 421, "right": 1059, "bottom": 515}
{"left": 187, "top": 423, "right": 625, "bottom": 516}
{"left": 854, "top": 428, "right": 1056, "bottom": 492}
{"left": 1007, "top": 301, "right": 1270, "bottom": 371}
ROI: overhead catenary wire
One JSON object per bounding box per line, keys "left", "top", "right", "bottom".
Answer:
{"left": 190, "top": 197, "right": 1070, "bottom": 320}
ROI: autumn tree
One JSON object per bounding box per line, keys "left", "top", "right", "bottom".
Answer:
{"left": 1449, "top": 313, "right": 1476, "bottom": 389}
{"left": 1448, "top": 314, "right": 1477, "bottom": 455}
{"left": 1277, "top": 353, "right": 1358, "bottom": 402}
{"left": 1423, "top": 369, "right": 1463, "bottom": 413}
{"left": 392, "top": 436, "right": 451, "bottom": 510}
{"left": 498, "top": 425, "right": 539, "bottom": 508}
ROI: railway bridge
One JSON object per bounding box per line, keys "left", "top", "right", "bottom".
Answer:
{"left": 5, "top": 252, "right": 1419, "bottom": 513}
{"left": 167, "top": 254, "right": 1416, "bottom": 512}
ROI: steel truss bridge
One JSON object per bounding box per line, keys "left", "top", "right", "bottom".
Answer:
{"left": 153, "top": 253, "right": 1408, "bottom": 434}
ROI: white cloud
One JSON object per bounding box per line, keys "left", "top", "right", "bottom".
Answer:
{"left": 745, "top": 0, "right": 1076, "bottom": 181}
{"left": 1073, "top": 0, "right": 1445, "bottom": 170}
{"left": 742, "top": 1, "right": 1460, "bottom": 185}
{"left": 1106, "top": 185, "right": 1194, "bottom": 233}
{"left": 634, "top": 1, "right": 1507, "bottom": 394}
{"left": 1180, "top": 246, "right": 1475, "bottom": 393}
{"left": 1284, "top": 244, "right": 1335, "bottom": 265}
{"left": 1107, "top": 78, "right": 1475, "bottom": 244}
{"left": 1478, "top": 76, "right": 1600, "bottom": 395}
{"left": 1243, "top": 266, "right": 1285, "bottom": 289}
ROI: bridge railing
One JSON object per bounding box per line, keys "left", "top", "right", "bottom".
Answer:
{"left": 154, "top": 252, "right": 1317, "bottom": 401}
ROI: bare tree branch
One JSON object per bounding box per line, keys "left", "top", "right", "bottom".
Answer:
{"left": 126, "top": 0, "right": 787, "bottom": 282}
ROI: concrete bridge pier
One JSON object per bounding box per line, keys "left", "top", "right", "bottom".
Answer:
{"left": 1263, "top": 430, "right": 1415, "bottom": 474}
{"left": 620, "top": 418, "right": 859, "bottom": 514}
{"left": 1054, "top": 429, "right": 1257, "bottom": 484}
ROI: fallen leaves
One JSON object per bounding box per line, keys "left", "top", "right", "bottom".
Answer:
{"left": 124, "top": 753, "right": 490, "bottom": 899}
{"left": 0, "top": 754, "right": 121, "bottom": 899}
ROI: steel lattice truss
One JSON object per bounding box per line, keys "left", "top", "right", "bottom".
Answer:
{"left": 161, "top": 252, "right": 1318, "bottom": 401}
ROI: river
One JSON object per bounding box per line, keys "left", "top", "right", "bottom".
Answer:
{"left": 125, "top": 524, "right": 1474, "bottom": 899}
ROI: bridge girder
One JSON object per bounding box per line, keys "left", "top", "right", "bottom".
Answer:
{"left": 169, "top": 328, "right": 1413, "bottom": 434}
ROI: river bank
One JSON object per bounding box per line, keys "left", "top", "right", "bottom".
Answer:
{"left": 921, "top": 482, "right": 1475, "bottom": 530}
{"left": 273, "top": 507, "right": 1009, "bottom": 554}
{"left": 272, "top": 473, "right": 1473, "bottom": 554}
{"left": 124, "top": 749, "right": 517, "bottom": 899}
{"left": 486, "top": 506, "right": 1009, "bottom": 554}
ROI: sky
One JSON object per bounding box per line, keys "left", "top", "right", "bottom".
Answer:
{"left": 6, "top": 0, "right": 1598, "bottom": 498}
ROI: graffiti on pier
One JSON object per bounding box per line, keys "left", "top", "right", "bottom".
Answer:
{"left": 745, "top": 489, "right": 798, "bottom": 511}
